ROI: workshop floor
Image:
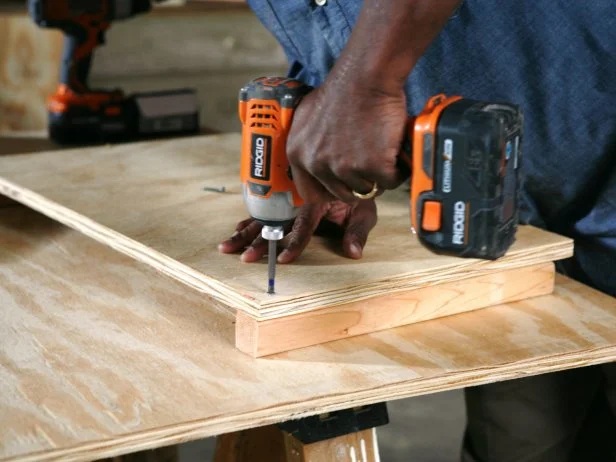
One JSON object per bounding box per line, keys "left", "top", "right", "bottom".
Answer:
{"left": 179, "top": 390, "right": 466, "bottom": 462}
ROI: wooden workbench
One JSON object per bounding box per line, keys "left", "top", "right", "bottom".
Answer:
{"left": 0, "top": 203, "right": 615, "bottom": 461}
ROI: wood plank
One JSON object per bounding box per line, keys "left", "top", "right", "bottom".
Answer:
{"left": 0, "top": 16, "right": 62, "bottom": 132}
{"left": 284, "top": 428, "right": 380, "bottom": 462}
{"left": 0, "top": 207, "right": 614, "bottom": 462}
{"left": 0, "top": 134, "right": 573, "bottom": 321}
{"left": 213, "top": 426, "right": 287, "bottom": 462}
{"left": 236, "top": 262, "right": 556, "bottom": 357}
{"left": 212, "top": 424, "right": 380, "bottom": 462}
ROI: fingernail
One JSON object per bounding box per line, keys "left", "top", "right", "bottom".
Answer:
{"left": 240, "top": 249, "right": 252, "bottom": 262}
{"left": 350, "top": 243, "right": 362, "bottom": 258}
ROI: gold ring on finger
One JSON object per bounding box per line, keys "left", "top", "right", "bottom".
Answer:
{"left": 352, "top": 182, "right": 379, "bottom": 200}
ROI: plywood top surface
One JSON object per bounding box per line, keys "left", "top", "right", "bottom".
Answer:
{"left": 0, "top": 134, "right": 573, "bottom": 318}
{"left": 0, "top": 207, "right": 614, "bottom": 462}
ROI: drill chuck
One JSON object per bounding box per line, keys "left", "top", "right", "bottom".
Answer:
{"left": 241, "top": 187, "right": 298, "bottom": 227}
{"left": 261, "top": 225, "right": 284, "bottom": 241}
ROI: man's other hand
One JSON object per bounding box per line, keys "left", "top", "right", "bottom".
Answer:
{"left": 218, "top": 200, "right": 377, "bottom": 263}
{"left": 286, "top": 80, "right": 408, "bottom": 204}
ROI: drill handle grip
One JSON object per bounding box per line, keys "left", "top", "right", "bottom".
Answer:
{"left": 59, "top": 23, "right": 108, "bottom": 93}
{"left": 59, "top": 35, "right": 93, "bottom": 92}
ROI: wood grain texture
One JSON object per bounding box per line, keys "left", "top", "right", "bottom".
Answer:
{"left": 236, "top": 263, "right": 556, "bottom": 357}
{"left": 0, "top": 134, "right": 573, "bottom": 320}
{"left": 287, "top": 429, "right": 380, "bottom": 462}
{"left": 0, "top": 207, "right": 614, "bottom": 462}
{"left": 213, "top": 426, "right": 287, "bottom": 462}
{"left": 0, "top": 16, "right": 62, "bottom": 132}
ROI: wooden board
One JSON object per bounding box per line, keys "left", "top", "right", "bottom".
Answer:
{"left": 0, "top": 15, "right": 62, "bottom": 133}
{"left": 0, "top": 134, "right": 573, "bottom": 321}
{"left": 236, "top": 262, "right": 556, "bottom": 357}
{"left": 283, "top": 428, "right": 380, "bottom": 462}
{"left": 0, "top": 207, "right": 614, "bottom": 462}
{"left": 213, "top": 426, "right": 288, "bottom": 462}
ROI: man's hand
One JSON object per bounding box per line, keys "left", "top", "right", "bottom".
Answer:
{"left": 218, "top": 200, "right": 377, "bottom": 264}
{"left": 286, "top": 0, "right": 461, "bottom": 204}
{"left": 287, "top": 81, "right": 408, "bottom": 204}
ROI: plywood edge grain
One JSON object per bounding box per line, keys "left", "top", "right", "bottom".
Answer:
{"left": 235, "top": 311, "right": 259, "bottom": 357}
{"left": 0, "top": 173, "right": 573, "bottom": 321}
{"left": 254, "top": 236, "right": 573, "bottom": 317}
{"left": 0, "top": 177, "right": 251, "bottom": 317}
{"left": 9, "top": 341, "right": 616, "bottom": 462}
{"left": 236, "top": 263, "right": 556, "bottom": 357}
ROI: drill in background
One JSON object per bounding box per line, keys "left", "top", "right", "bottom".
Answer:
{"left": 28, "top": 0, "right": 200, "bottom": 144}
{"left": 239, "top": 77, "right": 523, "bottom": 293}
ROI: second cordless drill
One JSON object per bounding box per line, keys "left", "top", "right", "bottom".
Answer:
{"left": 29, "top": 0, "right": 199, "bottom": 144}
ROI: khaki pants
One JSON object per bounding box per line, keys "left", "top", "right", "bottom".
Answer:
{"left": 461, "top": 364, "right": 616, "bottom": 462}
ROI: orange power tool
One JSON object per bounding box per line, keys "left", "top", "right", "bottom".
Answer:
{"left": 400, "top": 94, "right": 523, "bottom": 259}
{"left": 29, "top": 0, "right": 199, "bottom": 144}
{"left": 239, "top": 77, "right": 523, "bottom": 293}
{"left": 239, "top": 77, "right": 310, "bottom": 294}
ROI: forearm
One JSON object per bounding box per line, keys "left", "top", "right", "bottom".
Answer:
{"left": 332, "top": 0, "right": 461, "bottom": 93}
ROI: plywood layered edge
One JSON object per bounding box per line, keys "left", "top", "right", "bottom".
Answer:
{"left": 11, "top": 337, "right": 616, "bottom": 462}
{"left": 0, "top": 177, "right": 248, "bottom": 316}
{"left": 236, "top": 263, "right": 556, "bottom": 357}
{"left": 0, "top": 176, "right": 573, "bottom": 321}
{"left": 1, "top": 206, "right": 614, "bottom": 462}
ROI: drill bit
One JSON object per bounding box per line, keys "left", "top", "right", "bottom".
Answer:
{"left": 267, "top": 239, "right": 276, "bottom": 294}
{"left": 262, "top": 225, "right": 284, "bottom": 294}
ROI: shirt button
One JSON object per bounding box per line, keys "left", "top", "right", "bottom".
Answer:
{"left": 315, "top": 0, "right": 327, "bottom": 5}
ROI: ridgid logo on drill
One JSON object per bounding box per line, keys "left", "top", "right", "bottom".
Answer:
{"left": 452, "top": 201, "right": 466, "bottom": 245}
{"left": 250, "top": 134, "right": 272, "bottom": 181}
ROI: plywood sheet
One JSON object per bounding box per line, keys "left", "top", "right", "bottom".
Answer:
{"left": 0, "top": 134, "right": 573, "bottom": 319}
{"left": 0, "top": 208, "right": 614, "bottom": 462}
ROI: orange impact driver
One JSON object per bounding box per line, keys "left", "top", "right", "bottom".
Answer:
{"left": 239, "top": 77, "right": 311, "bottom": 294}
{"left": 239, "top": 77, "right": 524, "bottom": 293}
{"left": 29, "top": 0, "right": 199, "bottom": 144}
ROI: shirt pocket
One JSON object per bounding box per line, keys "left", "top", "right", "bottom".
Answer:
{"left": 309, "top": 0, "right": 352, "bottom": 57}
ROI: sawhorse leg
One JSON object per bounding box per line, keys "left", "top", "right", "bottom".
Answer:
{"left": 214, "top": 403, "right": 388, "bottom": 462}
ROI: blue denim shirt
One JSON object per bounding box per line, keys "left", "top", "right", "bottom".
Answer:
{"left": 247, "top": 0, "right": 616, "bottom": 296}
